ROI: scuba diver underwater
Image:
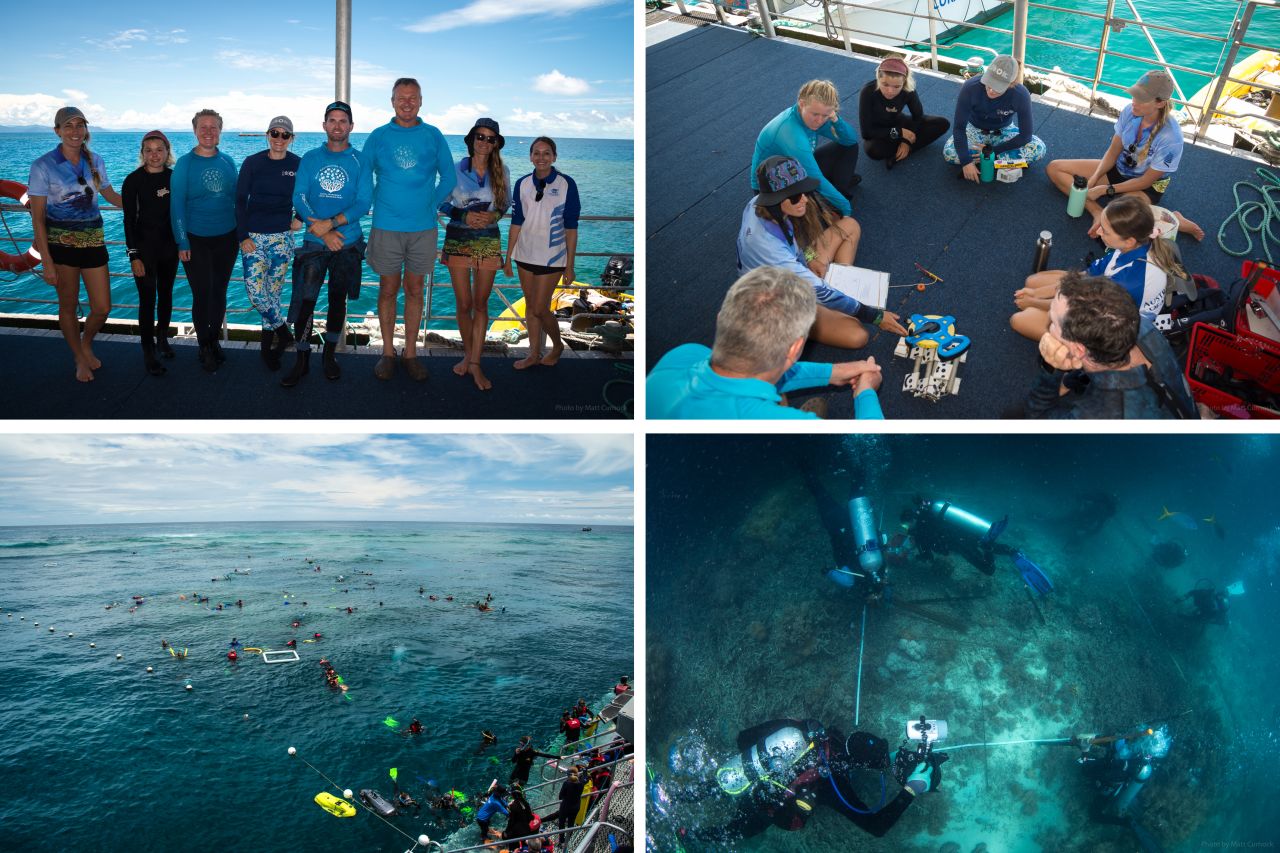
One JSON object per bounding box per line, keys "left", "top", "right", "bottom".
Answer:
{"left": 652, "top": 715, "right": 949, "bottom": 849}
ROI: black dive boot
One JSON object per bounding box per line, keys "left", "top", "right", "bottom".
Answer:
{"left": 212, "top": 340, "right": 226, "bottom": 364}
{"left": 261, "top": 327, "right": 280, "bottom": 371}
{"left": 272, "top": 324, "right": 295, "bottom": 361}
{"left": 155, "top": 334, "right": 175, "bottom": 359}
{"left": 322, "top": 341, "right": 341, "bottom": 380}
{"left": 199, "top": 342, "right": 218, "bottom": 373}
{"left": 280, "top": 350, "right": 310, "bottom": 388}
{"left": 142, "top": 338, "right": 165, "bottom": 376}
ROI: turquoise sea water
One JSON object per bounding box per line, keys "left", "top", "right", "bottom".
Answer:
{"left": 928, "top": 0, "right": 1280, "bottom": 100}
{"left": 0, "top": 520, "right": 633, "bottom": 852}
{"left": 0, "top": 133, "right": 633, "bottom": 328}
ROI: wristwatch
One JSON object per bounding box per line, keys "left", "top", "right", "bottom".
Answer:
{"left": 1105, "top": 184, "right": 1116, "bottom": 197}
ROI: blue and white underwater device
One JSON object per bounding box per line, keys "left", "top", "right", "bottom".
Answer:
{"left": 895, "top": 314, "right": 970, "bottom": 401}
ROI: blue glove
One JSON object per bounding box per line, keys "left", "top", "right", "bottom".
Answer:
{"left": 906, "top": 761, "right": 933, "bottom": 794}
{"left": 827, "top": 567, "right": 856, "bottom": 588}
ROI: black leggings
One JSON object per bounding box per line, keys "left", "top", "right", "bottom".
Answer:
{"left": 291, "top": 287, "right": 349, "bottom": 352}
{"left": 864, "top": 115, "right": 951, "bottom": 161}
{"left": 133, "top": 249, "right": 178, "bottom": 347}
{"left": 182, "top": 230, "right": 238, "bottom": 347}
{"left": 814, "top": 140, "right": 860, "bottom": 198}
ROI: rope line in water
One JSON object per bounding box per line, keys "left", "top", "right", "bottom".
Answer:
{"left": 1217, "top": 167, "right": 1280, "bottom": 263}
{"left": 296, "top": 753, "right": 426, "bottom": 848}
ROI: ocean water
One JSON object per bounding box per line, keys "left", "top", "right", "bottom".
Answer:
{"left": 647, "top": 434, "right": 1280, "bottom": 852}
{"left": 0, "top": 520, "right": 633, "bottom": 853}
{"left": 928, "top": 0, "right": 1280, "bottom": 100}
{"left": 0, "top": 133, "right": 633, "bottom": 328}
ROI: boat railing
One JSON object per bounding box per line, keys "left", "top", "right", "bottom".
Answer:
{"left": 0, "top": 203, "right": 632, "bottom": 346}
{"left": 523, "top": 750, "right": 632, "bottom": 800}
{"left": 685, "top": 0, "right": 1280, "bottom": 147}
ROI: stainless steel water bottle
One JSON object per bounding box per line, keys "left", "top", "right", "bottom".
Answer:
{"left": 1032, "top": 231, "right": 1052, "bottom": 273}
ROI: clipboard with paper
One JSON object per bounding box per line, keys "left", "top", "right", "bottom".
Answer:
{"left": 823, "top": 264, "right": 889, "bottom": 310}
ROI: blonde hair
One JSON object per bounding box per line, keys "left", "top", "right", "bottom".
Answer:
{"left": 1136, "top": 101, "right": 1171, "bottom": 164}
{"left": 797, "top": 79, "right": 839, "bottom": 108}
{"left": 138, "top": 136, "right": 176, "bottom": 168}
{"left": 191, "top": 109, "right": 223, "bottom": 130}
{"left": 876, "top": 59, "right": 916, "bottom": 93}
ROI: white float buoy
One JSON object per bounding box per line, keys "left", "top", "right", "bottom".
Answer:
{"left": 146, "top": 666, "right": 153, "bottom": 673}
{"left": 244, "top": 713, "right": 249, "bottom": 720}
{"left": 89, "top": 642, "right": 96, "bottom": 648}
{"left": 116, "top": 653, "right": 123, "bottom": 660}
{"left": 185, "top": 683, "right": 193, "bottom": 691}
{"left": 288, "top": 746, "right": 296, "bottom": 756}
{"left": 68, "top": 633, "right": 74, "bottom": 638}
{"left": 418, "top": 834, "right": 431, "bottom": 846}
{"left": 34, "top": 622, "right": 39, "bottom": 626}
{"left": 19, "top": 616, "right": 24, "bottom": 620}
{"left": 343, "top": 788, "right": 353, "bottom": 799}
{"left": 49, "top": 627, "right": 55, "bottom": 632}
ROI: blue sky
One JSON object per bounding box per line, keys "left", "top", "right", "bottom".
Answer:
{"left": 0, "top": 434, "right": 634, "bottom": 525}
{"left": 0, "top": 0, "right": 633, "bottom": 138}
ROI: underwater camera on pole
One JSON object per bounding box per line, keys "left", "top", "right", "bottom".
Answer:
{"left": 894, "top": 716, "right": 948, "bottom": 781}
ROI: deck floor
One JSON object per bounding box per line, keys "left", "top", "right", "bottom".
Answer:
{"left": 646, "top": 22, "right": 1267, "bottom": 419}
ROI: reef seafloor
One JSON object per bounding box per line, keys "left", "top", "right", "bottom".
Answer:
{"left": 646, "top": 435, "right": 1279, "bottom": 853}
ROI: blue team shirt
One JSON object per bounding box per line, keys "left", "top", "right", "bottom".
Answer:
{"left": 1088, "top": 243, "right": 1165, "bottom": 321}
{"left": 647, "top": 343, "right": 883, "bottom": 420}
{"left": 28, "top": 146, "right": 111, "bottom": 226}
{"left": 170, "top": 149, "right": 238, "bottom": 249}
{"left": 360, "top": 117, "right": 456, "bottom": 232}
{"left": 510, "top": 168, "right": 580, "bottom": 267}
{"left": 293, "top": 144, "right": 372, "bottom": 247}
{"left": 1113, "top": 104, "right": 1184, "bottom": 178}
{"left": 750, "top": 104, "right": 859, "bottom": 217}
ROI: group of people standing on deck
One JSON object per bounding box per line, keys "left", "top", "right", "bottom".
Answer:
{"left": 27, "top": 77, "right": 582, "bottom": 390}
{"left": 649, "top": 52, "right": 1205, "bottom": 420}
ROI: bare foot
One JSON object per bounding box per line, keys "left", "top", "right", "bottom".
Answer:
{"left": 514, "top": 353, "right": 541, "bottom": 370}
{"left": 468, "top": 362, "right": 492, "bottom": 391}
{"left": 452, "top": 357, "right": 469, "bottom": 376}
{"left": 1174, "top": 211, "right": 1205, "bottom": 241}
{"left": 540, "top": 343, "right": 564, "bottom": 367}
{"left": 82, "top": 345, "right": 102, "bottom": 369}
{"left": 75, "top": 362, "right": 95, "bottom": 383}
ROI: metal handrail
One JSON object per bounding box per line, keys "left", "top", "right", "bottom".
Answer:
{"left": 739, "top": 0, "right": 1280, "bottom": 148}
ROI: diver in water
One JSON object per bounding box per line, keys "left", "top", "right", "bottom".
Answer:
{"left": 906, "top": 497, "right": 1011, "bottom": 576}
{"left": 396, "top": 790, "right": 421, "bottom": 815}
{"left": 1180, "top": 585, "right": 1230, "bottom": 627}
{"left": 475, "top": 729, "right": 498, "bottom": 754}
{"left": 1075, "top": 722, "right": 1172, "bottom": 852}
{"left": 669, "top": 718, "right": 946, "bottom": 845}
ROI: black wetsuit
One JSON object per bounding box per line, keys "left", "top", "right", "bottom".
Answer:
{"left": 511, "top": 742, "right": 555, "bottom": 784}
{"left": 121, "top": 167, "right": 179, "bottom": 353}
{"left": 555, "top": 776, "right": 587, "bottom": 829}
{"left": 910, "top": 502, "right": 1011, "bottom": 576}
{"left": 857, "top": 81, "right": 950, "bottom": 164}
{"left": 504, "top": 793, "right": 536, "bottom": 840}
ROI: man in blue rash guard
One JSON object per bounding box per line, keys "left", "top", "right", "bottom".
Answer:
{"left": 360, "top": 77, "right": 456, "bottom": 383}
{"left": 944, "top": 55, "right": 1047, "bottom": 180}
{"left": 751, "top": 79, "right": 861, "bottom": 216}
{"left": 283, "top": 101, "right": 372, "bottom": 387}
{"left": 647, "top": 266, "right": 884, "bottom": 420}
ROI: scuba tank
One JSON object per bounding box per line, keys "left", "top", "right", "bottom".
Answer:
{"left": 1067, "top": 175, "right": 1089, "bottom": 217}
{"left": 920, "top": 500, "right": 1007, "bottom": 543}
{"left": 848, "top": 496, "right": 883, "bottom": 583}
{"left": 715, "top": 724, "right": 813, "bottom": 796}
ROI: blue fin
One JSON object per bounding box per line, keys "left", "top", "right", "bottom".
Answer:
{"left": 1014, "top": 551, "right": 1053, "bottom": 596}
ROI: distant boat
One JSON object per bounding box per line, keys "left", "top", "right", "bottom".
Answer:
{"left": 582, "top": 527, "right": 592, "bottom": 532}
{"left": 238, "top": 133, "right": 261, "bottom": 137}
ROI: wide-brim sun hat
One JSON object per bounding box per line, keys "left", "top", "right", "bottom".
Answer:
{"left": 467, "top": 117, "right": 505, "bottom": 150}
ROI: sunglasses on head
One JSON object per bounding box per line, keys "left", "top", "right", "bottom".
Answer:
{"left": 473, "top": 134, "right": 496, "bottom": 143}
{"left": 269, "top": 130, "right": 293, "bottom": 140}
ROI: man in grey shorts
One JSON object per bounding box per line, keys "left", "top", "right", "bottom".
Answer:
{"left": 360, "top": 77, "right": 457, "bottom": 381}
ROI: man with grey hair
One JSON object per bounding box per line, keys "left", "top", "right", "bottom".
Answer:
{"left": 647, "top": 266, "right": 883, "bottom": 419}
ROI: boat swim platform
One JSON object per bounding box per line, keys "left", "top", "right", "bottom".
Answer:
{"left": 647, "top": 22, "right": 1272, "bottom": 419}
{"left": 1, "top": 328, "right": 633, "bottom": 420}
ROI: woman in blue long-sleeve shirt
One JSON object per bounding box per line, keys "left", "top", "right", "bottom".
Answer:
{"left": 737, "top": 156, "right": 907, "bottom": 349}
{"left": 751, "top": 80, "right": 861, "bottom": 216}
{"left": 943, "top": 55, "right": 1046, "bottom": 181}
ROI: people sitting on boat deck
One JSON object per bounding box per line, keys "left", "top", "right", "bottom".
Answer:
{"left": 1011, "top": 194, "right": 1192, "bottom": 341}
{"left": 474, "top": 785, "right": 509, "bottom": 841}
{"left": 648, "top": 266, "right": 884, "bottom": 419}
{"left": 685, "top": 718, "right": 945, "bottom": 844}
{"left": 511, "top": 734, "right": 558, "bottom": 785}
{"left": 361, "top": 77, "right": 457, "bottom": 383}
{"left": 858, "top": 57, "right": 951, "bottom": 169}
{"left": 1046, "top": 69, "right": 1204, "bottom": 241}
{"left": 751, "top": 79, "right": 861, "bottom": 216}
{"left": 27, "top": 105, "right": 124, "bottom": 383}
{"left": 284, "top": 100, "right": 371, "bottom": 388}
{"left": 738, "top": 156, "right": 906, "bottom": 349}
{"left": 1018, "top": 271, "right": 1197, "bottom": 419}
{"left": 944, "top": 55, "right": 1047, "bottom": 181}
{"left": 1181, "top": 585, "right": 1230, "bottom": 627}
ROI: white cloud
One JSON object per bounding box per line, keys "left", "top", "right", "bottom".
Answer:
{"left": 422, "top": 102, "right": 491, "bottom": 134}
{"left": 85, "top": 28, "right": 188, "bottom": 51}
{"left": 62, "top": 88, "right": 89, "bottom": 101}
{"left": 533, "top": 70, "right": 590, "bottom": 97}
{"left": 503, "top": 106, "right": 633, "bottom": 138}
{"left": 405, "top": 0, "right": 605, "bottom": 33}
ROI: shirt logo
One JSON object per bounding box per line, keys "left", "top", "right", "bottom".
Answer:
{"left": 549, "top": 187, "right": 561, "bottom": 197}
{"left": 393, "top": 146, "right": 417, "bottom": 169}
{"left": 202, "top": 169, "right": 225, "bottom": 192}
{"left": 317, "top": 165, "right": 348, "bottom": 193}
{"left": 156, "top": 188, "right": 169, "bottom": 198}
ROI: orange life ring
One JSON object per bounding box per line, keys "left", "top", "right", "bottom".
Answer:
{"left": 0, "top": 180, "right": 40, "bottom": 273}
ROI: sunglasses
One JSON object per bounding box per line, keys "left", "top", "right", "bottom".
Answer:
{"left": 269, "top": 130, "right": 293, "bottom": 140}
{"left": 786, "top": 192, "right": 806, "bottom": 204}
{"left": 75, "top": 174, "right": 94, "bottom": 196}
{"left": 473, "top": 134, "right": 496, "bottom": 143}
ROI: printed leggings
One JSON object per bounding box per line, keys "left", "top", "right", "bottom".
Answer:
{"left": 132, "top": 248, "right": 178, "bottom": 348}
{"left": 943, "top": 122, "right": 1047, "bottom": 165}
{"left": 183, "top": 230, "right": 239, "bottom": 348}
{"left": 241, "top": 231, "right": 294, "bottom": 330}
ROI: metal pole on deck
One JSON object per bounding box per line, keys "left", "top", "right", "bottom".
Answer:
{"left": 834, "top": 1, "right": 854, "bottom": 56}
{"left": 755, "top": 0, "right": 776, "bottom": 38}
{"left": 1012, "top": 0, "right": 1029, "bottom": 65}
{"left": 1196, "top": 1, "right": 1255, "bottom": 140}
{"left": 927, "top": 0, "right": 940, "bottom": 72}
{"left": 336, "top": 0, "right": 352, "bottom": 103}
{"left": 1123, "top": 0, "right": 1188, "bottom": 105}
{"left": 1087, "top": 0, "right": 1118, "bottom": 117}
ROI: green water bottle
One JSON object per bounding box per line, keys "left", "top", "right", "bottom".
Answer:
{"left": 1067, "top": 175, "right": 1089, "bottom": 218}
{"left": 980, "top": 149, "right": 995, "bottom": 183}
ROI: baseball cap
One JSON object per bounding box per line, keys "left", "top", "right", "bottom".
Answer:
{"left": 1127, "top": 70, "right": 1175, "bottom": 103}
{"left": 755, "top": 156, "right": 820, "bottom": 206}
{"left": 267, "top": 115, "right": 293, "bottom": 134}
{"left": 981, "top": 55, "right": 1019, "bottom": 94}
{"left": 54, "top": 106, "right": 86, "bottom": 127}
{"left": 324, "top": 101, "right": 353, "bottom": 121}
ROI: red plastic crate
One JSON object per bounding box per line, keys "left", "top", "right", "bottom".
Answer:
{"left": 1236, "top": 260, "right": 1280, "bottom": 347}
{"left": 1185, "top": 322, "right": 1280, "bottom": 419}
